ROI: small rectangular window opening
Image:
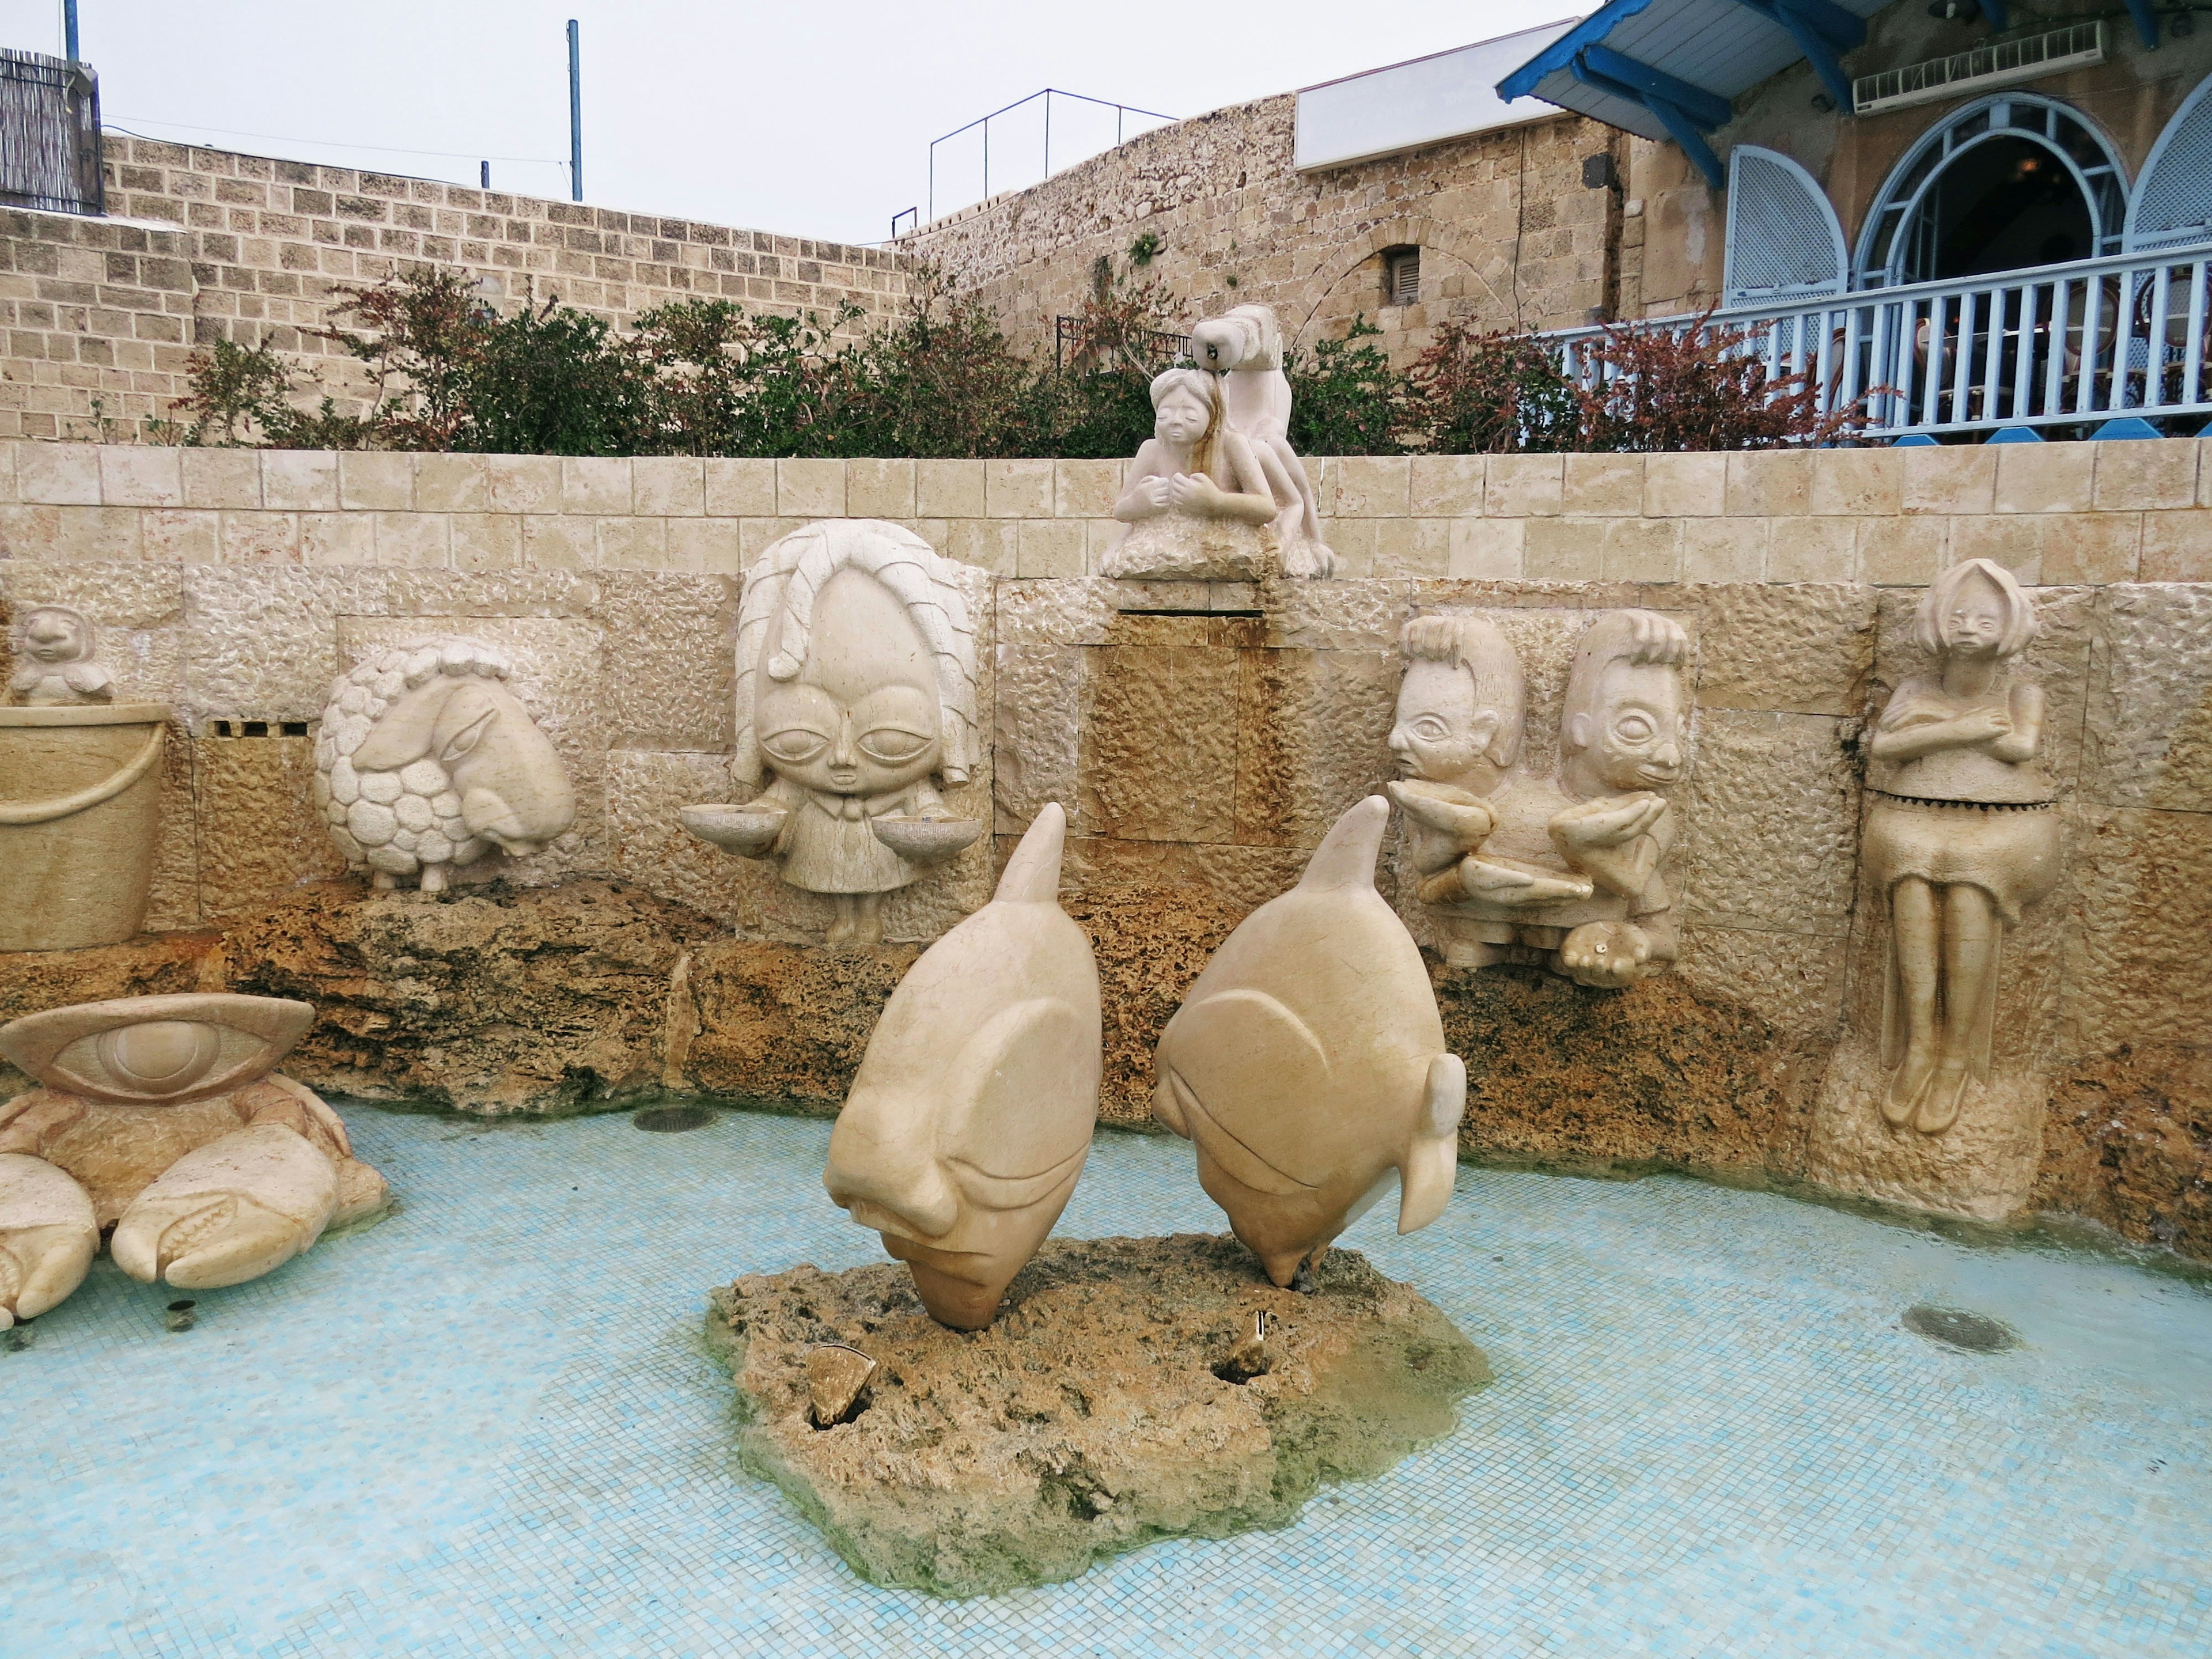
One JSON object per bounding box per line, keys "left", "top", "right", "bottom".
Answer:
{"left": 1383, "top": 247, "right": 1421, "bottom": 306}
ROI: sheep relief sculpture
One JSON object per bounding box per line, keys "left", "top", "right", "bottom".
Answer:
{"left": 313, "top": 636, "right": 576, "bottom": 892}
{"left": 1105, "top": 304, "right": 1334, "bottom": 581}
{"left": 1864, "top": 559, "right": 2059, "bottom": 1137}
{"left": 681, "top": 520, "right": 982, "bottom": 945}
{"left": 1388, "top": 609, "right": 1690, "bottom": 987}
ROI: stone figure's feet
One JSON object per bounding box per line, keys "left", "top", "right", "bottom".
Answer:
{"left": 1914, "top": 1063, "right": 1971, "bottom": 1137}
{"left": 1559, "top": 922, "right": 1649, "bottom": 988}
{"left": 0, "top": 1154, "right": 99, "bottom": 1327}
{"left": 1881, "top": 1047, "right": 1937, "bottom": 1127}
{"left": 111, "top": 1124, "right": 339, "bottom": 1290}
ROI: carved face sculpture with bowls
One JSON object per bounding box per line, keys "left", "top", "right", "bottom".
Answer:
{"left": 0, "top": 994, "right": 389, "bottom": 1326}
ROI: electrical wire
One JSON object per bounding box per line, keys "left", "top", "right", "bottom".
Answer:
{"left": 106, "top": 116, "right": 565, "bottom": 166}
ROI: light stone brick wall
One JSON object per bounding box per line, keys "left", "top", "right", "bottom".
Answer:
{"left": 1, "top": 138, "right": 910, "bottom": 442}
{"left": 904, "top": 94, "right": 1625, "bottom": 368}
{"left": 1, "top": 439, "right": 2205, "bottom": 585}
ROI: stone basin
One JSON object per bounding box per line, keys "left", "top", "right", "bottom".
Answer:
{"left": 868, "top": 815, "right": 982, "bottom": 862}
{"left": 679, "top": 802, "right": 787, "bottom": 856}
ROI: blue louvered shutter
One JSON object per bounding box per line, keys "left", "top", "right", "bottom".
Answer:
{"left": 1723, "top": 146, "right": 1847, "bottom": 304}
{"left": 2127, "top": 75, "right": 2212, "bottom": 252}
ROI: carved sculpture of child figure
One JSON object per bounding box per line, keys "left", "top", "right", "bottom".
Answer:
{"left": 683, "top": 521, "right": 983, "bottom": 946}
{"left": 1187, "top": 302, "right": 1335, "bottom": 577}
{"left": 8, "top": 605, "right": 113, "bottom": 706}
{"left": 1104, "top": 368, "right": 1286, "bottom": 582}
{"left": 1864, "top": 558, "right": 2058, "bottom": 1136}
{"left": 1388, "top": 610, "right": 1688, "bottom": 987}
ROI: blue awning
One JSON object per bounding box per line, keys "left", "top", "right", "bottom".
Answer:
{"left": 1495, "top": 0, "right": 1891, "bottom": 185}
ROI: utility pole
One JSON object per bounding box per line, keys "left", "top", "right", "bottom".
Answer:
{"left": 60, "top": 0, "right": 78, "bottom": 63}
{"left": 567, "top": 19, "right": 582, "bottom": 203}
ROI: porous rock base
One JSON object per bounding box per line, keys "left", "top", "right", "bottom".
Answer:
{"left": 705, "top": 1233, "right": 1490, "bottom": 1597}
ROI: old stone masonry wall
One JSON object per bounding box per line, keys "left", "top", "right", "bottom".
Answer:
{"left": 0, "top": 441, "right": 2206, "bottom": 1265}
{"left": 0, "top": 137, "right": 909, "bottom": 443}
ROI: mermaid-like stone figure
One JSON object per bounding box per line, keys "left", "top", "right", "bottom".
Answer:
{"left": 1865, "top": 558, "right": 2059, "bottom": 1135}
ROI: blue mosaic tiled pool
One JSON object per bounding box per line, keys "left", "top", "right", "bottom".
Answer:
{"left": 6, "top": 1104, "right": 2209, "bottom": 1658}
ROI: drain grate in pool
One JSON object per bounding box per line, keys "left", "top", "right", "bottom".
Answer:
{"left": 633, "top": 1105, "right": 716, "bottom": 1133}
{"left": 1902, "top": 1304, "right": 2018, "bottom": 1353}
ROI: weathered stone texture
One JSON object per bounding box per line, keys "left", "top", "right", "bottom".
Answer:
{"left": 679, "top": 938, "right": 915, "bottom": 1111}
{"left": 2034, "top": 1041, "right": 2212, "bottom": 1259}
{"left": 1693, "top": 584, "right": 1874, "bottom": 716}
{"left": 594, "top": 570, "right": 737, "bottom": 752}
{"left": 707, "top": 1235, "right": 1487, "bottom": 1597}
{"left": 2061, "top": 806, "right": 2212, "bottom": 1053}
{"left": 1680, "top": 710, "right": 1859, "bottom": 935}
{"left": 192, "top": 732, "right": 349, "bottom": 921}
{"left": 2086, "top": 585, "right": 2212, "bottom": 811}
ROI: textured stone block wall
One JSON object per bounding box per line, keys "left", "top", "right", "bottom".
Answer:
{"left": 1, "top": 138, "right": 909, "bottom": 441}
{"left": 905, "top": 96, "right": 1621, "bottom": 366}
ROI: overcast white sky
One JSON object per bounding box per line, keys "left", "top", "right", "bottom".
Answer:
{"left": 0, "top": 0, "right": 1574, "bottom": 244}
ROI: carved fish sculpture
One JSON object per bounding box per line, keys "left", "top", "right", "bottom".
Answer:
{"left": 823, "top": 803, "right": 1101, "bottom": 1330}
{"left": 1152, "top": 795, "right": 1466, "bottom": 1287}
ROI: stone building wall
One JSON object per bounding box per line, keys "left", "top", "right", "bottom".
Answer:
{"left": 0, "top": 137, "right": 910, "bottom": 443}
{"left": 905, "top": 94, "right": 1626, "bottom": 366}
{"left": 0, "top": 440, "right": 2206, "bottom": 1258}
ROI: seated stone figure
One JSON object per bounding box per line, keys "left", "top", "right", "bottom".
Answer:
{"left": 1188, "top": 303, "right": 1334, "bottom": 577}
{"left": 1104, "top": 368, "right": 1287, "bottom": 582}
{"left": 1390, "top": 609, "right": 1689, "bottom": 988}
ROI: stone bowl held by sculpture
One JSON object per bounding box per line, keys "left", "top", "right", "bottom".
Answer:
{"left": 0, "top": 702, "right": 172, "bottom": 953}
{"left": 679, "top": 802, "right": 789, "bottom": 856}
{"left": 866, "top": 815, "right": 983, "bottom": 862}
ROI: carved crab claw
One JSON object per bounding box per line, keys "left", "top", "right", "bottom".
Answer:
{"left": 110, "top": 1124, "right": 338, "bottom": 1290}
{"left": 0, "top": 1154, "right": 99, "bottom": 1326}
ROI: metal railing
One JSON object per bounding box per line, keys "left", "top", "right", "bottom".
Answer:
{"left": 1053, "top": 316, "right": 1190, "bottom": 372}
{"left": 1546, "top": 240, "right": 2212, "bottom": 440}
{"left": 926, "top": 89, "right": 1176, "bottom": 226}
{"left": 0, "top": 47, "right": 103, "bottom": 216}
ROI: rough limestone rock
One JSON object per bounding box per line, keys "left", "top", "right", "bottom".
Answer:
{"left": 706, "top": 1234, "right": 1490, "bottom": 1597}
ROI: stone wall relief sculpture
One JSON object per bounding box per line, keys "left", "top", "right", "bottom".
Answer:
{"left": 683, "top": 520, "right": 983, "bottom": 945}
{"left": 1, "top": 605, "right": 171, "bottom": 952}
{"left": 1388, "top": 609, "right": 1689, "bottom": 987}
{"left": 314, "top": 635, "right": 576, "bottom": 893}
{"left": 1151, "top": 794, "right": 1466, "bottom": 1289}
{"left": 0, "top": 994, "right": 388, "bottom": 1324}
{"left": 1105, "top": 304, "right": 1334, "bottom": 581}
{"left": 821, "top": 803, "right": 1101, "bottom": 1328}
{"left": 1862, "top": 558, "right": 2059, "bottom": 1136}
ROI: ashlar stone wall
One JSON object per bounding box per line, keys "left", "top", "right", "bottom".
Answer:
{"left": 0, "top": 138, "right": 910, "bottom": 442}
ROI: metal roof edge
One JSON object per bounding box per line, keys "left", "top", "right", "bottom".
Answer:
{"left": 1296, "top": 18, "right": 1585, "bottom": 96}
{"left": 1496, "top": 0, "right": 1661, "bottom": 101}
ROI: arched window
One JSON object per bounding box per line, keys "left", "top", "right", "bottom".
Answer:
{"left": 1724, "top": 146, "right": 1848, "bottom": 305}
{"left": 2126, "top": 72, "right": 2212, "bottom": 251}
{"left": 1854, "top": 94, "right": 2126, "bottom": 288}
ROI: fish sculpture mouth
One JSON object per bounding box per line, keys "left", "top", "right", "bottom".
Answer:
{"left": 1160, "top": 1069, "right": 1318, "bottom": 1198}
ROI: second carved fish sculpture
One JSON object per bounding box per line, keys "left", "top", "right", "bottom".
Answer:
{"left": 1152, "top": 795, "right": 1467, "bottom": 1287}
{"left": 823, "top": 802, "right": 1102, "bottom": 1330}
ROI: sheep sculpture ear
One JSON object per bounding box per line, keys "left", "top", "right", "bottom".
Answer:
{"left": 351, "top": 685, "right": 446, "bottom": 772}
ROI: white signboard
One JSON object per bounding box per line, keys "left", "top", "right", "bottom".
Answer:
{"left": 1294, "top": 20, "right": 1582, "bottom": 172}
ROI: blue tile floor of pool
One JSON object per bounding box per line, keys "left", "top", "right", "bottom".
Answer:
{"left": 5, "top": 1105, "right": 2210, "bottom": 1659}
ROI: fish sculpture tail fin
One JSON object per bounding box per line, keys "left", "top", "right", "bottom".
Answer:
{"left": 1297, "top": 794, "right": 1389, "bottom": 893}
{"left": 1397, "top": 1052, "right": 1466, "bottom": 1235}
{"left": 995, "top": 802, "right": 1067, "bottom": 905}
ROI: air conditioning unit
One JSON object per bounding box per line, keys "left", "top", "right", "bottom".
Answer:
{"left": 1853, "top": 21, "right": 2104, "bottom": 116}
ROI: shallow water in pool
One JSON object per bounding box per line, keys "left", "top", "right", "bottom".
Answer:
{"left": 5, "top": 1105, "right": 2209, "bottom": 1658}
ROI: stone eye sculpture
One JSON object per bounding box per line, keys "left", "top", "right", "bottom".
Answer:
{"left": 1864, "top": 558, "right": 2058, "bottom": 1137}
{"left": 314, "top": 637, "right": 575, "bottom": 893}
{"left": 822, "top": 803, "right": 1101, "bottom": 1330}
{"left": 1389, "top": 609, "right": 1689, "bottom": 988}
{"left": 0, "top": 994, "right": 388, "bottom": 1325}
{"left": 1151, "top": 795, "right": 1466, "bottom": 1290}
{"left": 9, "top": 604, "right": 113, "bottom": 706}
{"left": 683, "top": 520, "right": 983, "bottom": 946}
{"left": 1188, "top": 302, "right": 1334, "bottom": 577}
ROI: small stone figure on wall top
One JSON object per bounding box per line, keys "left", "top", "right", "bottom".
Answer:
{"left": 1104, "top": 304, "right": 1334, "bottom": 581}
{"left": 1389, "top": 610, "right": 1690, "bottom": 987}
{"left": 9, "top": 605, "right": 113, "bottom": 706}
{"left": 315, "top": 636, "right": 577, "bottom": 893}
{"left": 683, "top": 520, "right": 983, "bottom": 945}
{"left": 1864, "top": 558, "right": 2059, "bottom": 1136}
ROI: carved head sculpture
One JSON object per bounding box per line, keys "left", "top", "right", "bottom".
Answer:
{"left": 8, "top": 604, "right": 111, "bottom": 705}
{"left": 1914, "top": 556, "right": 2038, "bottom": 663}
{"left": 1390, "top": 614, "right": 1525, "bottom": 794}
{"left": 1189, "top": 302, "right": 1285, "bottom": 374}
{"left": 823, "top": 804, "right": 1101, "bottom": 1329}
{"left": 1559, "top": 610, "right": 1691, "bottom": 799}
{"left": 733, "top": 521, "right": 979, "bottom": 800}
{"left": 315, "top": 637, "right": 575, "bottom": 889}
{"left": 1147, "top": 366, "right": 1226, "bottom": 479}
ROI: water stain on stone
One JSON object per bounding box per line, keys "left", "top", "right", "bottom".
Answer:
{"left": 633, "top": 1104, "right": 715, "bottom": 1133}
{"left": 1902, "top": 1304, "right": 2018, "bottom": 1353}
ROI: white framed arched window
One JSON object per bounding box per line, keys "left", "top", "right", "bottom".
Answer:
{"left": 2126, "top": 72, "right": 2212, "bottom": 251}
{"left": 1854, "top": 94, "right": 2127, "bottom": 288}
{"left": 1724, "top": 146, "right": 1848, "bottom": 305}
